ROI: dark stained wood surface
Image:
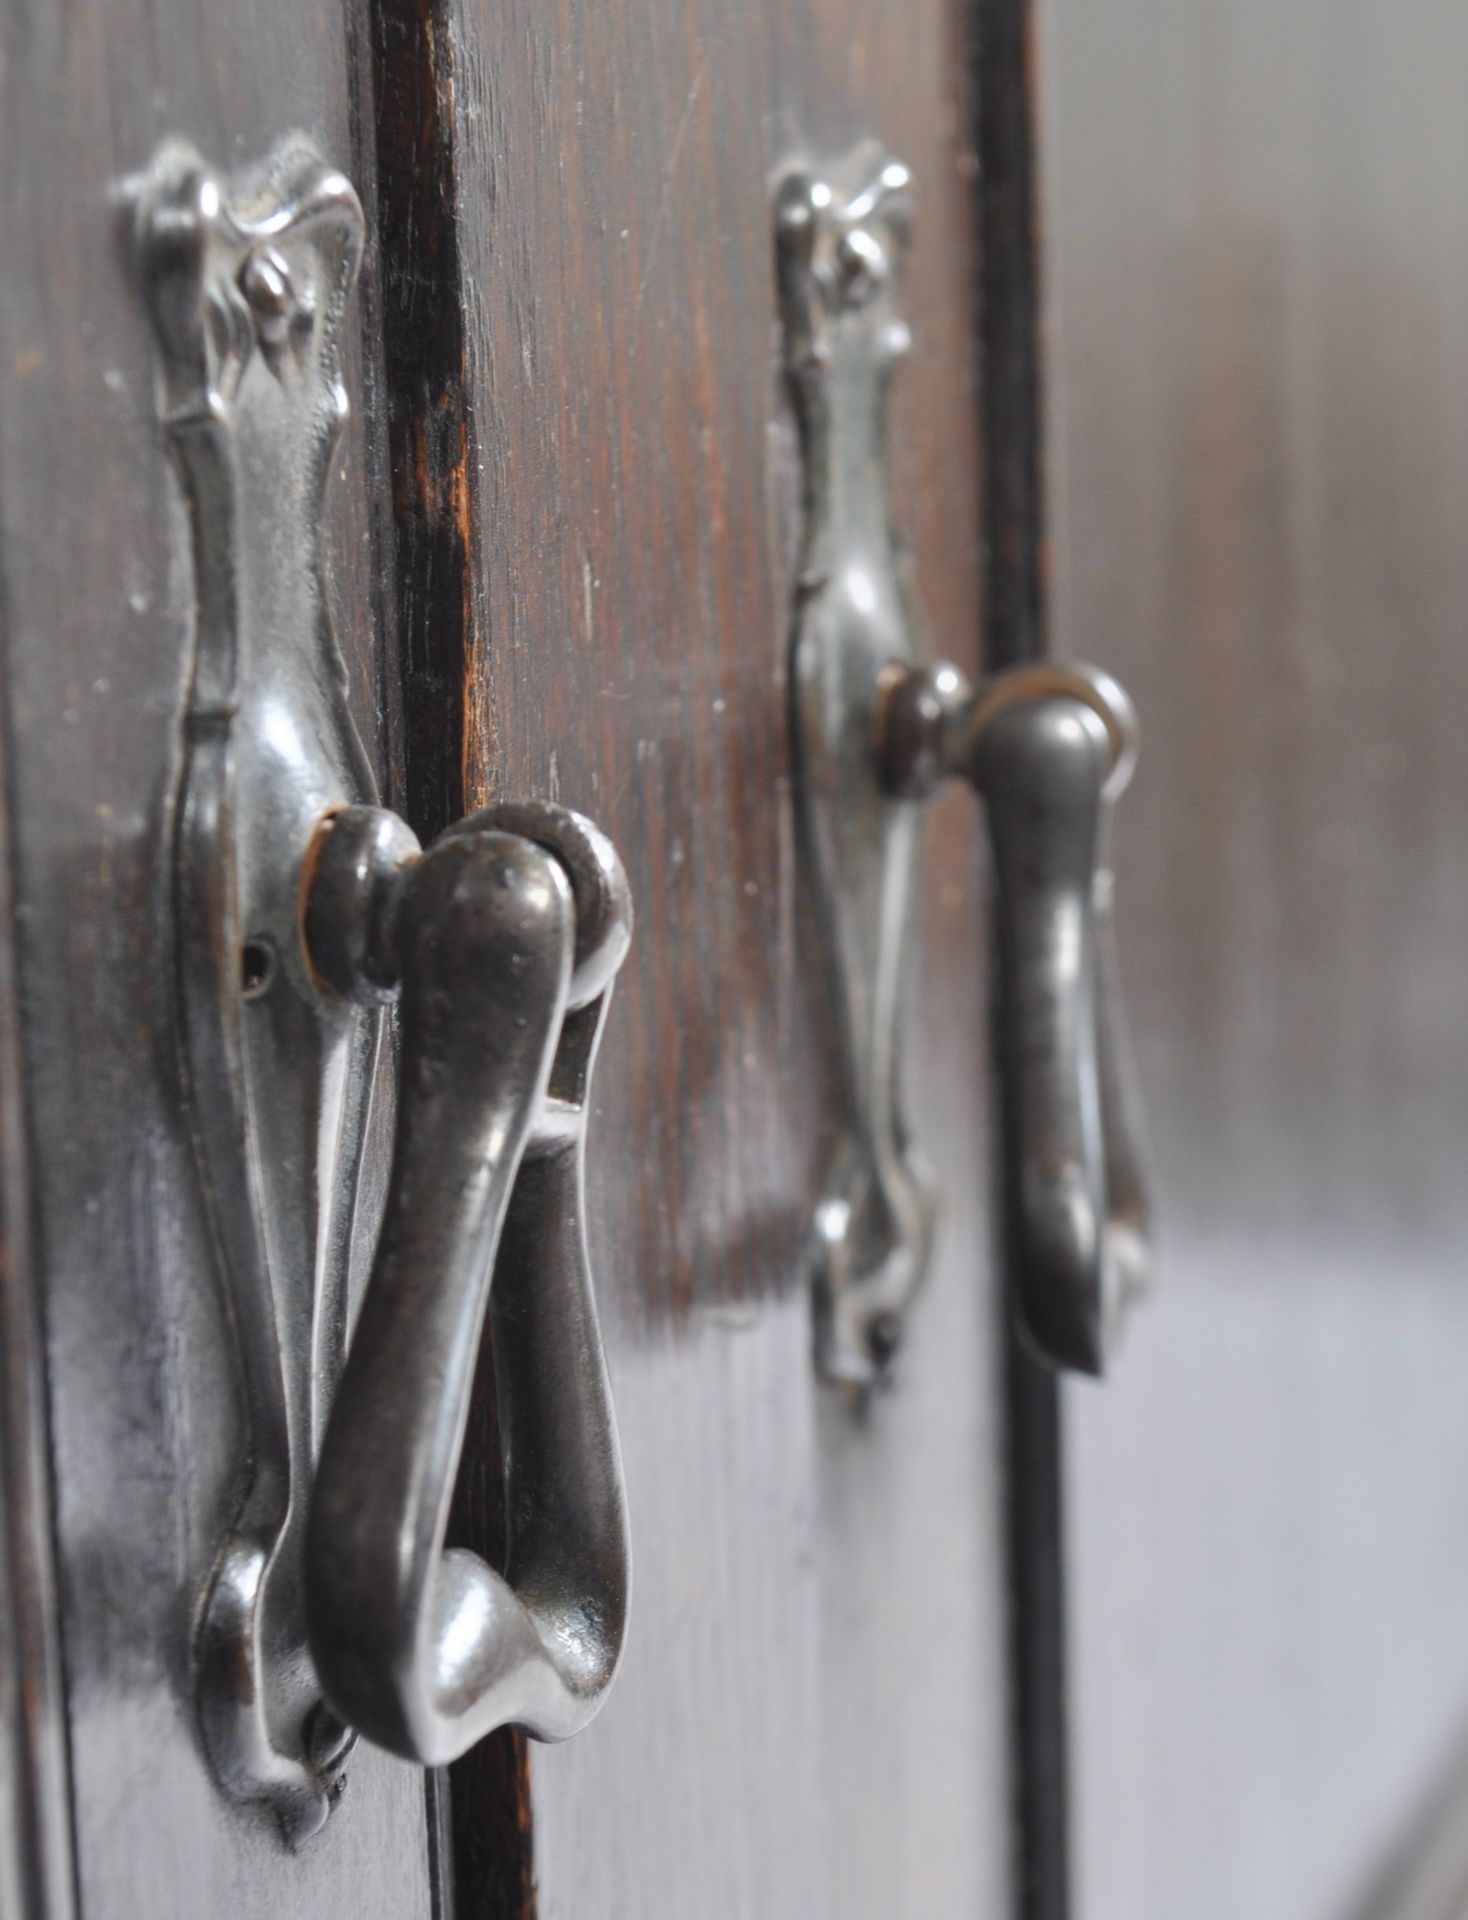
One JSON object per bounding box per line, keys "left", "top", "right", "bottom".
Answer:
{"left": 1039, "top": 2, "right": 1468, "bottom": 1914}
{"left": 387, "top": 0, "right": 1017, "bottom": 1911}
{"left": 0, "top": 1, "right": 436, "bottom": 1912}
{"left": 368, "top": 0, "right": 472, "bottom": 841}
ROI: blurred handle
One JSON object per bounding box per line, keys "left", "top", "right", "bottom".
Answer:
{"left": 971, "top": 679, "right": 1150, "bottom": 1373}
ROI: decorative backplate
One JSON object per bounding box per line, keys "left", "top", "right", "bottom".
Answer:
{"left": 777, "top": 144, "right": 939, "bottom": 1389}
{"left": 137, "top": 139, "right": 375, "bottom": 1846}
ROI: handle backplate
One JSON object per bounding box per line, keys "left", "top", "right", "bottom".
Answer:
{"left": 777, "top": 143, "right": 938, "bottom": 1389}
{"left": 139, "top": 138, "right": 376, "bottom": 1845}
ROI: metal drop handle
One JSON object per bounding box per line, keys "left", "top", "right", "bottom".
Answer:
{"left": 778, "top": 143, "right": 1150, "bottom": 1385}
{"left": 882, "top": 661, "right": 1150, "bottom": 1374}
{"left": 303, "top": 801, "right": 632, "bottom": 1764}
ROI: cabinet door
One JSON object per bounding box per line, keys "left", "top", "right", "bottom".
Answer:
{"left": 1042, "top": 2, "right": 1468, "bottom": 1915}
{"left": 376, "top": 2, "right": 1016, "bottom": 1914}
{"left": 0, "top": 0, "right": 1021, "bottom": 1914}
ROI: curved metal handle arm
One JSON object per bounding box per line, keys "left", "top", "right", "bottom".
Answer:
{"left": 304, "top": 804, "right": 632, "bottom": 1764}
{"left": 880, "top": 658, "right": 1152, "bottom": 1375}
{"left": 972, "top": 689, "right": 1149, "bottom": 1373}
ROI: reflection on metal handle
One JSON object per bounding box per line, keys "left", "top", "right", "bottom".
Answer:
{"left": 304, "top": 802, "right": 632, "bottom": 1764}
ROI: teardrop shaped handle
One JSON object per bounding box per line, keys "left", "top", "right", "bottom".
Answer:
{"left": 303, "top": 801, "right": 632, "bottom": 1763}
{"left": 971, "top": 678, "right": 1149, "bottom": 1373}
{"left": 882, "top": 659, "right": 1151, "bottom": 1373}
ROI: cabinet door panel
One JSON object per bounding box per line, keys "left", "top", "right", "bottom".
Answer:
{"left": 1043, "top": 3, "right": 1468, "bottom": 1913}
{"left": 373, "top": 0, "right": 1016, "bottom": 1911}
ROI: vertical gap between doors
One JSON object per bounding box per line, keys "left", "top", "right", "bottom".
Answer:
{"left": 974, "top": 2, "right": 1074, "bottom": 1917}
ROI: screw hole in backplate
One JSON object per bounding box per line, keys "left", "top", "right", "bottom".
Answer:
{"left": 241, "top": 936, "right": 277, "bottom": 1000}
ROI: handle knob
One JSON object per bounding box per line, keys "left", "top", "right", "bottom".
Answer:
{"left": 303, "top": 802, "right": 632, "bottom": 1763}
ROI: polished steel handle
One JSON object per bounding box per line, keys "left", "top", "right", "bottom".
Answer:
{"left": 778, "top": 144, "right": 1151, "bottom": 1385}
{"left": 882, "top": 661, "right": 1149, "bottom": 1374}
{"left": 303, "top": 802, "right": 632, "bottom": 1764}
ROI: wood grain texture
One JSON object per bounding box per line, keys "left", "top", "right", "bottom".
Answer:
{"left": 369, "top": 0, "right": 473, "bottom": 841}
{"left": 399, "top": 0, "right": 1014, "bottom": 1911}
{"left": 0, "top": 1, "right": 436, "bottom": 1912}
{"left": 1039, "top": 2, "right": 1468, "bottom": 1914}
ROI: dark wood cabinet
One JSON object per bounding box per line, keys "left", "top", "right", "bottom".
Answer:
{"left": 3, "top": 0, "right": 1468, "bottom": 1916}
